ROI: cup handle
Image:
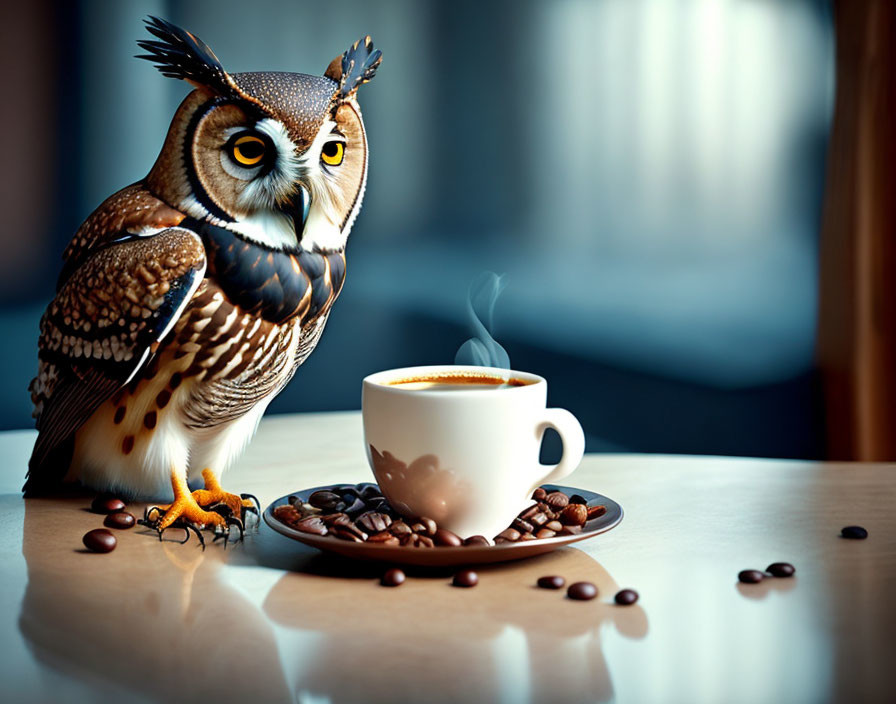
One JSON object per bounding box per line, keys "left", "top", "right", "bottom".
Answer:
{"left": 535, "top": 408, "right": 585, "bottom": 486}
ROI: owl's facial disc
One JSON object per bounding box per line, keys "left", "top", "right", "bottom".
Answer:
{"left": 171, "top": 93, "right": 366, "bottom": 254}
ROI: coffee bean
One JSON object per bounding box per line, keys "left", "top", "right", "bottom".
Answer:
{"left": 272, "top": 504, "right": 304, "bottom": 527}
{"left": 532, "top": 488, "right": 547, "bottom": 501}
{"left": 766, "top": 562, "right": 795, "bottom": 578}
{"left": 518, "top": 504, "right": 540, "bottom": 520}
{"left": 545, "top": 520, "right": 563, "bottom": 532}
{"left": 381, "top": 568, "right": 405, "bottom": 587}
{"left": 560, "top": 504, "right": 588, "bottom": 526}
{"left": 567, "top": 581, "right": 597, "bottom": 600}
{"left": 417, "top": 517, "right": 438, "bottom": 536}
{"left": 389, "top": 521, "right": 412, "bottom": 536}
{"left": 308, "top": 490, "right": 343, "bottom": 510}
{"left": 520, "top": 533, "right": 537, "bottom": 541}
{"left": 410, "top": 522, "right": 426, "bottom": 534}
{"left": 512, "top": 517, "right": 534, "bottom": 534}
{"left": 368, "top": 531, "right": 400, "bottom": 545}
{"left": 331, "top": 526, "right": 366, "bottom": 542}
{"left": 103, "top": 511, "right": 135, "bottom": 529}
{"left": 463, "top": 535, "right": 490, "bottom": 547}
{"left": 497, "top": 528, "right": 521, "bottom": 542}
{"left": 615, "top": 589, "right": 639, "bottom": 605}
{"left": 586, "top": 505, "right": 607, "bottom": 520}
{"left": 738, "top": 569, "right": 764, "bottom": 584}
{"left": 841, "top": 525, "right": 868, "bottom": 540}
{"left": 343, "top": 497, "right": 368, "bottom": 517}
{"left": 91, "top": 495, "right": 126, "bottom": 514}
{"left": 332, "top": 484, "right": 360, "bottom": 496}
{"left": 366, "top": 497, "right": 391, "bottom": 512}
{"left": 287, "top": 495, "right": 301, "bottom": 506}
{"left": 569, "top": 494, "right": 588, "bottom": 505}
{"left": 83, "top": 529, "right": 117, "bottom": 553}
{"left": 400, "top": 533, "right": 434, "bottom": 548}
{"left": 359, "top": 484, "right": 383, "bottom": 501}
{"left": 356, "top": 511, "right": 392, "bottom": 534}
{"left": 453, "top": 570, "right": 479, "bottom": 587}
{"left": 433, "top": 528, "right": 463, "bottom": 547}
{"left": 321, "top": 512, "right": 351, "bottom": 527}
{"left": 294, "top": 516, "right": 328, "bottom": 536}
{"left": 545, "top": 491, "right": 569, "bottom": 509}
{"left": 558, "top": 525, "right": 583, "bottom": 536}
{"left": 530, "top": 512, "right": 548, "bottom": 527}
{"left": 537, "top": 575, "right": 565, "bottom": 589}
{"left": 535, "top": 528, "right": 557, "bottom": 539}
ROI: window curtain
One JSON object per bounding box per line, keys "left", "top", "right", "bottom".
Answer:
{"left": 817, "top": 0, "right": 896, "bottom": 460}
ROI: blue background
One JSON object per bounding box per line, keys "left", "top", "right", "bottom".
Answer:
{"left": 0, "top": 0, "right": 834, "bottom": 458}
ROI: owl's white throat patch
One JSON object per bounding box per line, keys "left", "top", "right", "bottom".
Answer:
{"left": 226, "top": 210, "right": 299, "bottom": 250}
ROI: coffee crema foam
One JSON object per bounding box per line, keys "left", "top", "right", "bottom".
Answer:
{"left": 386, "top": 373, "right": 534, "bottom": 391}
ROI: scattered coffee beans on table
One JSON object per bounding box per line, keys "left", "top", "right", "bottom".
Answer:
{"left": 91, "top": 495, "right": 126, "bottom": 514}
{"left": 271, "top": 484, "right": 608, "bottom": 548}
{"left": 841, "top": 525, "right": 868, "bottom": 540}
{"left": 738, "top": 569, "right": 765, "bottom": 584}
{"left": 537, "top": 575, "right": 566, "bottom": 590}
{"left": 83, "top": 529, "right": 117, "bottom": 553}
{"left": 567, "top": 581, "right": 598, "bottom": 600}
{"left": 766, "top": 562, "right": 795, "bottom": 578}
{"left": 453, "top": 570, "right": 479, "bottom": 588}
{"left": 614, "top": 589, "right": 639, "bottom": 605}
{"left": 103, "top": 511, "right": 136, "bottom": 529}
{"left": 381, "top": 568, "right": 406, "bottom": 587}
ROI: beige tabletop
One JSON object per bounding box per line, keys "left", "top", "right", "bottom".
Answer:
{"left": 0, "top": 411, "right": 893, "bottom": 704}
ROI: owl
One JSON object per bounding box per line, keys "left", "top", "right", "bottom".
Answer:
{"left": 24, "top": 17, "right": 381, "bottom": 542}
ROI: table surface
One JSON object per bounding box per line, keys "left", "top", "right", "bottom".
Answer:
{"left": 0, "top": 411, "right": 893, "bottom": 704}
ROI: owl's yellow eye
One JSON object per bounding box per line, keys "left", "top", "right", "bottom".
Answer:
{"left": 321, "top": 141, "right": 344, "bottom": 166}
{"left": 230, "top": 134, "right": 266, "bottom": 167}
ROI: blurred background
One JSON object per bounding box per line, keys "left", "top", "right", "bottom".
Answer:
{"left": 0, "top": 0, "right": 838, "bottom": 458}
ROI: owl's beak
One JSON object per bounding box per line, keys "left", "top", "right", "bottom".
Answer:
{"left": 280, "top": 184, "right": 311, "bottom": 241}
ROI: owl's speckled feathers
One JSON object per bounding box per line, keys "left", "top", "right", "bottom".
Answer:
{"left": 25, "top": 18, "right": 380, "bottom": 501}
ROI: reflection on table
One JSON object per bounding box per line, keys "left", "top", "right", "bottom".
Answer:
{"left": 19, "top": 496, "right": 646, "bottom": 704}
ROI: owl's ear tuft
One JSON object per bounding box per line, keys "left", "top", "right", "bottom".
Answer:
{"left": 325, "top": 36, "right": 382, "bottom": 101}
{"left": 136, "top": 16, "right": 239, "bottom": 97}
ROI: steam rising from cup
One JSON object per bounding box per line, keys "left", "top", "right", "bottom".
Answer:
{"left": 455, "top": 272, "right": 511, "bottom": 369}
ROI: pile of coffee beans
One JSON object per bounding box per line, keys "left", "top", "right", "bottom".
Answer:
{"left": 272, "top": 484, "right": 607, "bottom": 548}
{"left": 495, "top": 488, "right": 606, "bottom": 543}
{"left": 82, "top": 494, "right": 136, "bottom": 553}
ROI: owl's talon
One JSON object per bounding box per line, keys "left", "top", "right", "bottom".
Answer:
{"left": 207, "top": 502, "right": 233, "bottom": 518}
{"left": 240, "top": 493, "right": 261, "bottom": 513}
{"left": 164, "top": 520, "right": 206, "bottom": 548}
{"left": 212, "top": 516, "right": 244, "bottom": 547}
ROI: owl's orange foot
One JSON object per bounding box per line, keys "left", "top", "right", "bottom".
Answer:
{"left": 190, "top": 469, "right": 260, "bottom": 525}
{"left": 141, "top": 470, "right": 244, "bottom": 548}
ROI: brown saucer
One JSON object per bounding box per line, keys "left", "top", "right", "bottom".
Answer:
{"left": 263, "top": 484, "right": 623, "bottom": 567}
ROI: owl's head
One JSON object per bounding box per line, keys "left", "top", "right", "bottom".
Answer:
{"left": 140, "top": 17, "right": 381, "bottom": 253}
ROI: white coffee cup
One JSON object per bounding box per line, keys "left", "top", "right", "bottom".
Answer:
{"left": 361, "top": 365, "right": 585, "bottom": 540}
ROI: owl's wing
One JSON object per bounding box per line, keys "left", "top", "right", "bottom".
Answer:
{"left": 24, "top": 227, "right": 206, "bottom": 494}
{"left": 58, "top": 182, "right": 186, "bottom": 290}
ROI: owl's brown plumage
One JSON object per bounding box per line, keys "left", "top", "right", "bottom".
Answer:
{"left": 24, "top": 17, "right": 381, "bottom": 531}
